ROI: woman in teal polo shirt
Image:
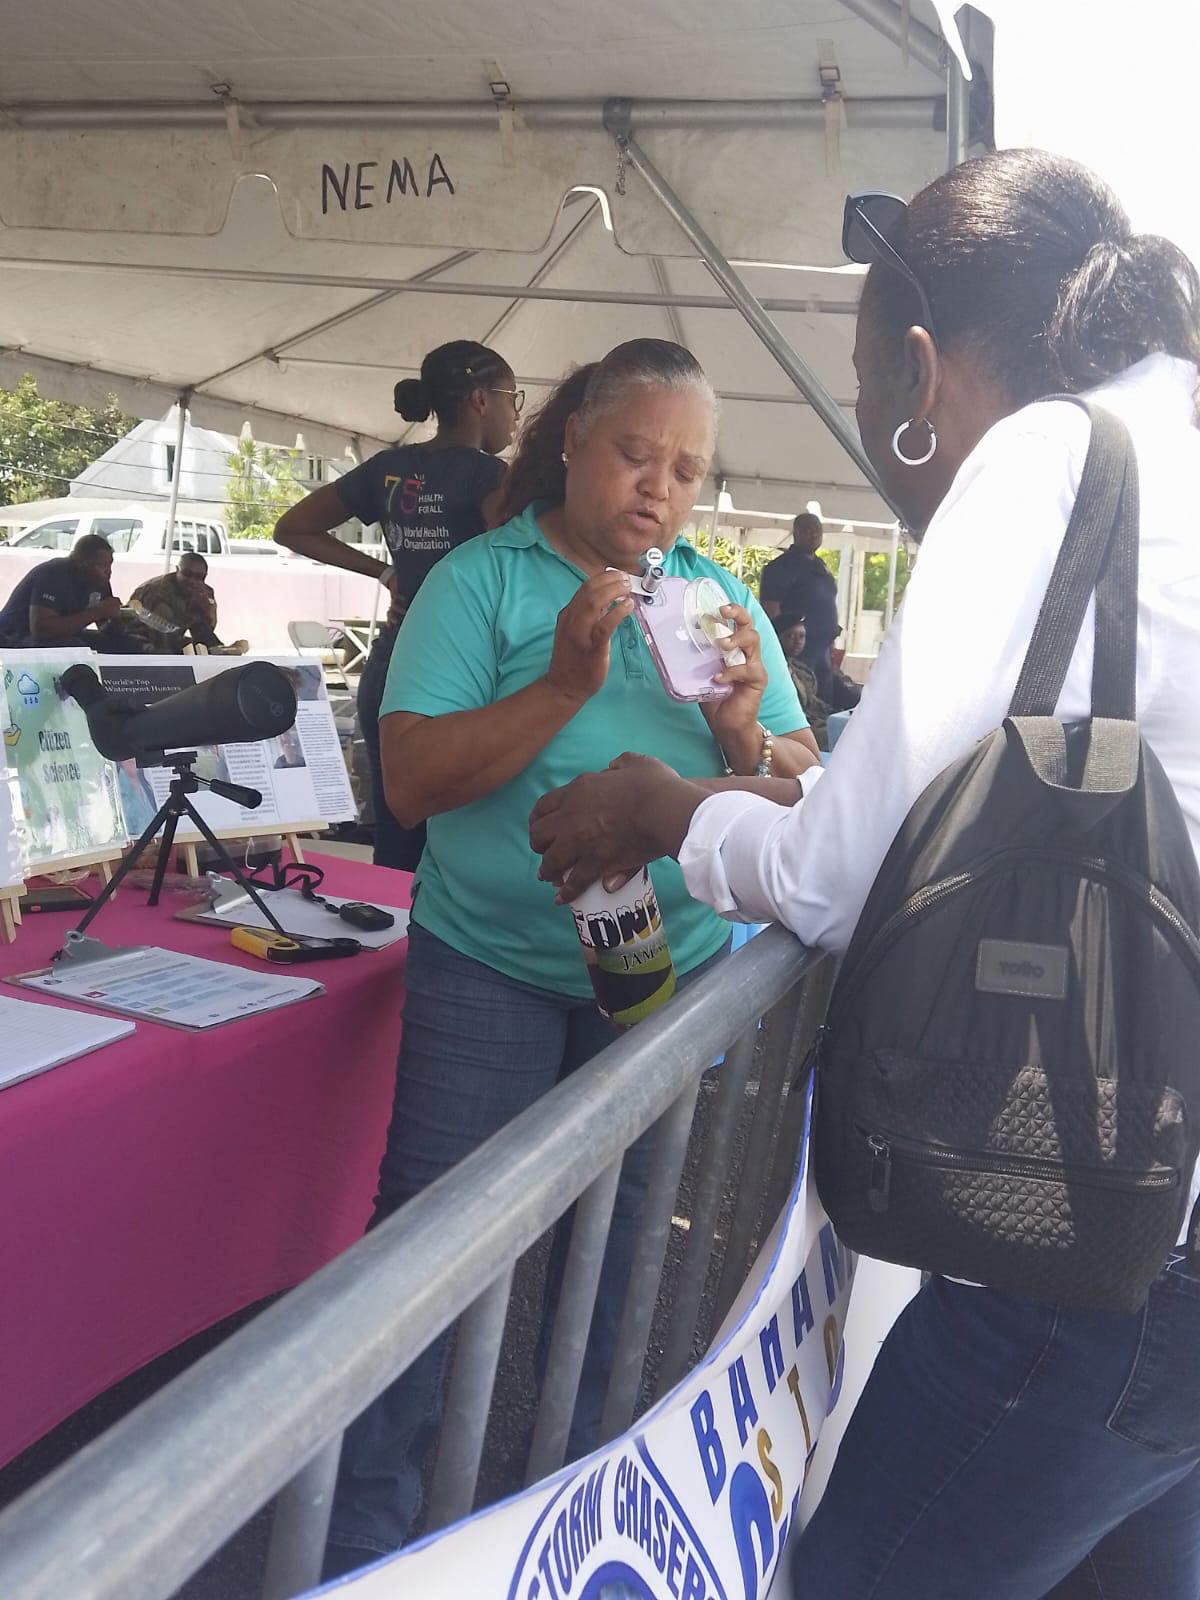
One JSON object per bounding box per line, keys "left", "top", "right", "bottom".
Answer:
{"left": 322, "top": 339, "right": 815, "bottom": 1578}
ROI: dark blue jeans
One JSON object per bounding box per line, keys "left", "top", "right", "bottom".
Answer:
{"left": 791, "top": 1258, "right": 1200, "bottom": 1598}
{"left": 324, "top": 923, "right": 728, "bottom": 1572}
{"left": 356, "top": 628, "right": 427, "bottom": 873}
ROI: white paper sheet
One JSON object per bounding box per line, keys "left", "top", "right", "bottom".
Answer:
{"left": 0, "top": 993, "right": 134, "bottom": 1088}
{"left": 190, "top": 886, "right": 409, "bottom": 950}
{"left": 13, "top": 945, "right": 322, "bottom": 1030}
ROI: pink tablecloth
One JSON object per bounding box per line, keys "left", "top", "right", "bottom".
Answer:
{"left": 0, "top": 855, "right": 408, "bottom": 1467}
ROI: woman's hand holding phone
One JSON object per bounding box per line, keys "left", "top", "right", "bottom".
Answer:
{"left": 701, "top": 604, "right": 769, "bottom": 771}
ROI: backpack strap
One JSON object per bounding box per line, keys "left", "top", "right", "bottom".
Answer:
{"left": 1006, "top": 403, "right": 1200, "bottom": 1280}
{"left": 1008, "top": 399, "right": 1140, "bottom": 799}
{"left": 1009, "top": 400, "right": 1139, "bottom": 727}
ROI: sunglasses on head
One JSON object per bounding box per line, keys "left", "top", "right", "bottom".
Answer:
{"left": 842, "top": 191, "right": 940, "bottom": 348}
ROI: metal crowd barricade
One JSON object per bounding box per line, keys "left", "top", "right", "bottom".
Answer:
{"left": 0, "top": 926, "right": 831, "bottom": 1600}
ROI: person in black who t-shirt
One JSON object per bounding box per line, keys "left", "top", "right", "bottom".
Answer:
{"left": 275, "top": 339, "right": 520, "bottom": 871}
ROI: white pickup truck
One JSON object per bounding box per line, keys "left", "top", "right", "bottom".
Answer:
{"left": 9, "top": 505, "right": 232, "bottom": 558}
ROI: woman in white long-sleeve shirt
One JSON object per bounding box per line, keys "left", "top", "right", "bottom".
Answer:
{"left": 530, "top": 150, "right": 1200, "bottom": 1598}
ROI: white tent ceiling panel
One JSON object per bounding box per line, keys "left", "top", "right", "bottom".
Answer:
{"left": 610, "top": 122, "right": 944, "bottom": 263}
{"left": 0, "top": 348, "right": 382, "bottom": 460}
{"left": 0, "top": 176, "right": 459, "bottom": 281}
{"left": 4, "top": 0, "right": 944, "bottom": 105}
{"left": 1, "top": 119, "right": 943, "bottom": 266}
{"left": 0, "top": 0, "right": 965, "bottom": 519}
{"left": 1, "top": 0, "right": 948, "bottom": 262}
{"left": 0, "top": 264, "right": 369, "bottom": 381}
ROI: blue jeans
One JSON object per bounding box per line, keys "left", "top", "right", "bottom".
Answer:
{"left": 324, "top": 923, "right": 728, "bottom": 1571}
{"left": 356, "top": 628, "right": 427, "bottom": 873}
{"left": 792, "top": 1258, "right": 1200, "bottom": 1598}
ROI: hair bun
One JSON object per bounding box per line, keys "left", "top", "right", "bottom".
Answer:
{"left": 394, "top": 378, "right": 433, "bottom": 422}
{"left": 1049, "top": 225, "right": 1199, "bottom": 391}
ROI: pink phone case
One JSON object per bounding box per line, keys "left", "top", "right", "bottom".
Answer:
{"left": 634, "top": 576, "right": 733, "bottom": 703}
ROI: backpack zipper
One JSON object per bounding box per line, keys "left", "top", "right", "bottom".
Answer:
{"left": 833, "top": 848, "right": 1200, "bottom": 1028}
{"left": 859, "top": 1125, "right": 1180, "bottom": 1215}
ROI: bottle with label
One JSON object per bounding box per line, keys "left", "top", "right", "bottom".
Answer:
{"left": 570, "top": 867, "right": 678, "bottom": 1028}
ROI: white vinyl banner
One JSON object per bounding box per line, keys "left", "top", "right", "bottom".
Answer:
{"left": 315, "top": 1088, "right": 856, "bottom": 1600}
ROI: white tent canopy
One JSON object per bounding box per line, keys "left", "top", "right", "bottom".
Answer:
{"left": 0, "top": 0, "right": 987, "bottom": 524}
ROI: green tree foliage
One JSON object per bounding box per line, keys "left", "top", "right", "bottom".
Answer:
{"left": 822, "top": 546, "right": 914, "bottom": 613}
{"left": 225, "top": 437, "right": 306, "bottom": 536}
{"left": 705, "top": 534, "right": 774, "bottom": 592}
{"left": 0, "top": 374, "right": 135, "bottom": 505}
{"left": 864, "top": 546, "right": 913, "bottom": 611}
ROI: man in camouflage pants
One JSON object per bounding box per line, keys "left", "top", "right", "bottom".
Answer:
{"left": 124, "top": 554, "right": 247, "bottom": 655}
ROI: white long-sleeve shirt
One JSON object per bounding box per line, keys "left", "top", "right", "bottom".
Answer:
{"left": 680, "top": 354, "right": 1200, "bottom": 954}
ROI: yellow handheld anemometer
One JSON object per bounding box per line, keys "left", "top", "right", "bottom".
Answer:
{"left": 229, "top": 926, "right": 361, "bottom": 964}
{"left": 230, "top": 926, "right": 308, "bottom": 963}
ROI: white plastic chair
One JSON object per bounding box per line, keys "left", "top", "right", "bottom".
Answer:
{"left": 287, "top": 620, "right": 350, "bottom": 691}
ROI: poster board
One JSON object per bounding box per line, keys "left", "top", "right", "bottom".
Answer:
{"left": 96, "top": 656, "right": 357, "bottom": 844}
{"left": 0, "top": 744, "right": 24, "bottom": 940}
{"left": 1, "top": 650, "right": 126, "bottom": 874}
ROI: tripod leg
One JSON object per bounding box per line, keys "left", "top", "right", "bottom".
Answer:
{"left": 148, "top": 810, "right": 182, "bottom": 907}
{"left": 180, "top": 800, "right": 292, "bottom": 938}
{"left": 73, "top": 796, "right": 181, "bottom": 939}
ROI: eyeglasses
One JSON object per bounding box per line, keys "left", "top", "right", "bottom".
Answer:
{"left": 842, "top": 191, "right": 939, "bottom": 347}
{"left": 488, "top": 387, "right": 526, "bottom": 416}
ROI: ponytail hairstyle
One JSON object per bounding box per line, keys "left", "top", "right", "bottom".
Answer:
{"left": 493, "top": 338, "right": 716, "bottom": 522}
{"left": 393, "top": 340, "right": 511, "bottom": 425}
{"left": 492, "top": 365, "right": 594, "bottom": 524}
{"left": 862, "top": 149, "right": 1200, "bottom": 405}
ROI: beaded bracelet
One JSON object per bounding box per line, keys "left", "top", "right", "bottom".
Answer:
{"left": 755, "top": 725, "right": 775, "bottom": 777}
{"left": 723, "top": 723, "right": 774, "bottom": 777}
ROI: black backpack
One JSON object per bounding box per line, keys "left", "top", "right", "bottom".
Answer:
{"left": 814, "top": 400, "right": 1200, "bottom": 1313}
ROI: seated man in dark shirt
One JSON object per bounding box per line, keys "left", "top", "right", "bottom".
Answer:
{"left": 124, "top": 554, "right": 248, "bottom": 655}
{"left": 0, "top": 534, "right": 136, "bottom": 651}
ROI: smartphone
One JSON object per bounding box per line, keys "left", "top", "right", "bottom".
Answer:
{"left": 632, "top": 569, "right": 745, "bottom": 704}
{"left": 19, "top": 884, "right": 93, "bottom": 914}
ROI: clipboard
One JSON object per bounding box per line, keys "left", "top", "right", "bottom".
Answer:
{"left": 177, "top": 876, "right": 410, "bottom": 951}
{"left": 7, "top": 931, "right": 325, "bottom": 1031}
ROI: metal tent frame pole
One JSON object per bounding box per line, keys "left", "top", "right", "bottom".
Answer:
{"left": 3, "top": 95, "right": 940, "bottom": 133}
{"left": 280, "top": 360, "right": 858, "bottom": 411}
{"left": 191, "top": 247, "right": 480, "bottom": 398}
{"left": 162, "top": 391, "right": 190, "bottom": 573}
{"left": 392, "top": 197, "right": 600, "bottom": 448}
{"left": 947, "top": 54, "right": 970, "bottom": 167}
{"left": 609, "top": 116, "right": 902, "bottom": 521}
{"left": 706, "top": 478, "right": 725, "bottom": 558}
{"left": 0, "top": 256, "right": 858, "bottom": 316}
{"left": 835, "top": 0, "right": 945, "bottom": 76}
{"left": 884, "top": 521, "right": 901, "bottom": 628}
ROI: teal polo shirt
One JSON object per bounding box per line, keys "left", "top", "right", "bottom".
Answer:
{"left": 381, "top": 504, "right": 806, "bottom": 998}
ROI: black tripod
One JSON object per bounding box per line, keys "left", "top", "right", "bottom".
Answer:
{"left": 73, "top": 751, "right": 290, "bottom": 941}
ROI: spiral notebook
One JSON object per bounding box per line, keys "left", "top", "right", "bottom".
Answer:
{"left": 0, "top": 994, "right": 134, "bottom": 1091}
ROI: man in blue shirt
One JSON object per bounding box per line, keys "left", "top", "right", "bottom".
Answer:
{"left": 0, "top": 535, "right": 130, "bottom": 649}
